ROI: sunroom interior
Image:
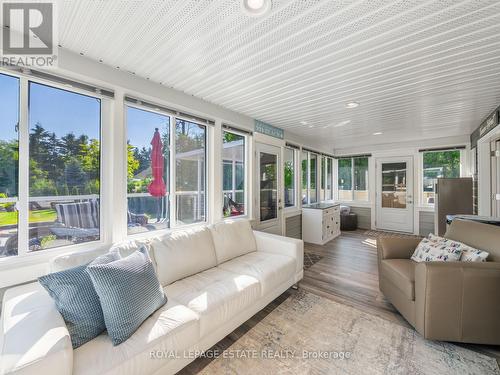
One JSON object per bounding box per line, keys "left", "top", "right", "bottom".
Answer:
{"left": 1, "top": 1, "right": 500, "bottom": 374}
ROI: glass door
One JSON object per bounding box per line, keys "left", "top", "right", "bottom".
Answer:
{"left": 376, "top": 157, "right": 414, "bottom": 232}
{"left": 259, "top": 151, "right": 278, "bottom": 222}
{"left": 256, "top": 143, "right": 282, "bottom": 235}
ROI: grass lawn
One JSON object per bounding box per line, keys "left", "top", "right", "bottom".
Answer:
{"left": 0, "top": 209, "right": 57, "bottom": 226}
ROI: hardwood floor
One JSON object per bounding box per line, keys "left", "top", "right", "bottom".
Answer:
{"left": 181, "top": 230, "right": 500, "bottom": 373}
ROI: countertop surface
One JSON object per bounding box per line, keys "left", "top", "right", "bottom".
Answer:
{"left": 302, "top": 202, "right": 340, "bottom": 210}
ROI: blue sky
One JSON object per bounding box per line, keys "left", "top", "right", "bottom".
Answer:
{"left": 126, "top": 106, "right": 170, "bottom": 150}
{"left": 29, "top": 82, "right": 100, "bottom": 140}
{"left": 0, "top": 73, "right": 19, "bottom": 141}
{"left": 0, "top": 73, "right": 169, "bottom": 149}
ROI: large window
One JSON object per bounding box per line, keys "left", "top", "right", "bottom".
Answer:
{"left": 301, "top": 150, "right": 320, "bottom": 205}
{"left": 126, "top": 109, "right": 208, "bottom": 230}
{"left": 309, "top": 153, "right": 318, "bottom": 203}
{"left": 175, "top": 119, "right": 206, "bottom": 224}
{"left": 0, "top": 74, "right": 19, "bottom": 257}
{"left": 126, "top": 107, "right": 170, "bottom": 235}
{"left": 338, "top": 156, "right": 369, "bottom": 201}
{"left": 284, "top": 147, "right": 295, "bottom": 208}
{"left": 28, "top": 83, "right": 102, "bottom": 251}
{"left": 301, "top": 151, "right": 308, "bottom": 204}
{"left": 222, "top": 131, "right": 245, "bottom": 217}
{"left": 354, "top": 157, "right": 369, "bottom": 201}
{"left": 338, "top": 158, "right": 352, "bottom": 200}
{"left": 0, "top": 76, "right": 102, "bottom": 259}
{"left": 326, "top": 157, "right": 333, "bottom": 200}
{"left": 320, "top": 156, "right": 326, "bottom": 201}
{"left": 422, "top": 150, "right": 461, "bottom": 205}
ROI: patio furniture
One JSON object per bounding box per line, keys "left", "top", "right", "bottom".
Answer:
{"left": 50, "top": 201, "right": 149, "bottom": 242}
{"left": 223, "top": 194, "right": 244, "bottom": 216}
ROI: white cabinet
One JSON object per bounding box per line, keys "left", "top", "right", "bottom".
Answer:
{"left": 302, "top": 203, "right": 341, "bottom": 245}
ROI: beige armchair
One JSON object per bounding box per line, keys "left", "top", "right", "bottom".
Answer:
{"left": 377, "top": 219, "right": 500, "bottom": 345}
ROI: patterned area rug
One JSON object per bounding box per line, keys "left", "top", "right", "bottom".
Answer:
{"left": 303, "top": 252, "right": 323, "bottom": 270}
{"left": 192, "top": 291, "right": 499, "bottom": 375}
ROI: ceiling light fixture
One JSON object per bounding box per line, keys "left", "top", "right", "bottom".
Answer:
{"left": 242, "top": 0, "right": 272, "bottom": 17}
{"left": 345, "top": 101, "right": 359, "bottom": 109}
{"left": 373, "top": 132, "right": 383, "bottom": 136}
{"left": 300, "top": 121, "right": 308, "bottom": 125}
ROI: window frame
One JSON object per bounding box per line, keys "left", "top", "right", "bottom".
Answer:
{"left": 221, "top": 128, "right": 248, "bottom": 219}
{"left": 337, "top": 156, "right": 370, "bottom": 203}
{"left": 0, "top": 70, "right": 110, "bottom": 266}
{"left": 283, "top": 146, "right": 297, "bottom": 209}
{"left": 125, "top": 103, "right": 210, "bottom": 232}
{"left": 419, "top": 149, "right": 464, "bottom": 207}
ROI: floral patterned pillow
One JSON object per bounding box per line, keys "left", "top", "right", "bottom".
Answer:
{"left": 411, "top": 237, "right": 463, "bottom": 262}
{"left": 428, "top": 234, "right": 489, "bottom": 262}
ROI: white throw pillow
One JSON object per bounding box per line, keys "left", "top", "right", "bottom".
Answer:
{"left": 209, "top": 219, "right": 257, "bottom": 264}
{"left": 411, "top": 237, "right": 463, "bottom": 263}
{"left": 427, "top": 233, "right": 489, "bottom": 262}
{"left": 152, "top": 226, "right": 217, "bottom": 286}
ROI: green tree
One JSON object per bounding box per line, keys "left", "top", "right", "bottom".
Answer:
{"left": 64, "top": 158, "right": 87, "bottom": 193}
{"left": 127, "top": 143, "right": 140, "bottom": 179}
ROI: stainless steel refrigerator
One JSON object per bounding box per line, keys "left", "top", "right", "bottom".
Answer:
{"left": 434, "top": 178, "right": 473, "bottom": 236}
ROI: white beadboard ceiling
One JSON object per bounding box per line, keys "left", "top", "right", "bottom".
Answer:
{"left": 56, "top": 0, "right": 500, "bottom": 149}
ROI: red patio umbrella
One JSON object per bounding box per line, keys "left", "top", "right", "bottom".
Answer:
{"left": 148, "top": 128, "right": 166, "bottom": 197}
{"left": 148, "top": 128, "right": 166, "bottom": 222}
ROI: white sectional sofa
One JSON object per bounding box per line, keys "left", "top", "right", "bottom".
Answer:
{"left": 0, "top": 220, "right": 303, "bottom": 375}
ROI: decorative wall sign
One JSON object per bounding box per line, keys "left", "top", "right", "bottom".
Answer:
{"left": 471, "top": 106, "right": 499, "bottom": 148}
{"left": 254, "top": 120, "right": 284, "bottom": 139}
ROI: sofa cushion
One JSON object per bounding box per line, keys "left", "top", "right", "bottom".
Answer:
{"left": 0, "top": 282, "right": 73, "bottom": 375}
{"left": 164, "top": 267, "right": 260, "bottom": 337}
{"left": 380, "top": 259, "right": 416, "bottom": 300}
{"left": 38, "top": 263, "right": 106, "bottom": 349}
{"left": 87, "top": 247, "right": 167, "bottom": 345}
{"left": 209, "top": 219, "right": 257, "bottom": 264}
{"left": 217, "top": 252, "right": 295, "bottom": 296}
{"left": 153, "top": 226, "right": 217, "bottom": 286}
{"left": 73, "top": 298, "right": 199, "bottom": 375}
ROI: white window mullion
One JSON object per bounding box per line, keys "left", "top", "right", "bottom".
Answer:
{"left": 111, "top": 91, "right": 127, "bottom": 243}
{"left": 351, "top": 158, "right": 355, "bottom": 201}
{"left": 169, "top": 116, "right": 176, "bottom": 227}
{"left": 17, "top": 77, "right": 29, "bottom": 257}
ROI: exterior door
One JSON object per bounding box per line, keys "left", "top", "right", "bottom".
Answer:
{"left": 255, "top": 143, "right": 282, "bottom": 235}
{"left": 492, "top": 139, "right": 500, "bottom": 217}
{"left": 376, "top": 157, "right": 414, "bottom": 233}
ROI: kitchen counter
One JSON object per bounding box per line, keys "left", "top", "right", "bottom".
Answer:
{"left": 302, "top": 202, "right": 340, "bottom": 210}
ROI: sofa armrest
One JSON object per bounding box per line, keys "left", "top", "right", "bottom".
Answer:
{"left": 377, "top": 237, "right": 421, "bottom": 261}
{"left": 1, "top": 283, "right": 73, "bottom": 375}
{"left": 414, "top": 261, "right": 500, "bottom": 344}
{"left": 253, "top": 230, "right": 304, "bottom": 280}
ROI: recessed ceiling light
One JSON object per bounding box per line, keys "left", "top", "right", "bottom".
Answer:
{"left": 242, "top": 0, "right": 272, "bottom": 16}
{"left": 308, "top": 124, "right": 314, "bottom": 128}
{"left": 345, "top": 101, "right": 359, "bottom": 109}
{"left": 300, "top": 121, "right": 308, "bottom": 125}
{"left": 333, "top": 120, "right": 351, "bottom": 128}
{"left": 373, "top": 132, "right": 383, "bottom": 136}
